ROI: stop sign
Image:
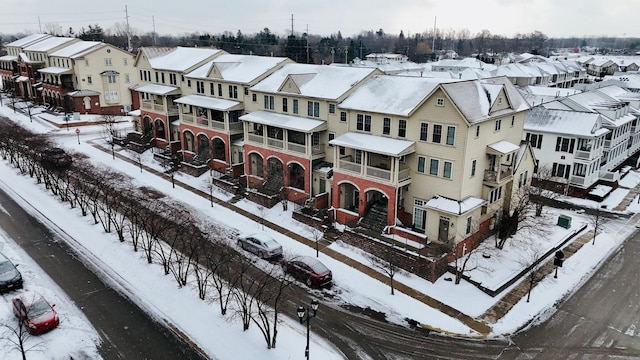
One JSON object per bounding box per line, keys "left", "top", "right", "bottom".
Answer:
{"left": 75, "top": 128, "right": 80, "bottom": 135}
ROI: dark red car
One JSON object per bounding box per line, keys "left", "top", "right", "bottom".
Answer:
{"left": 12, "top": 291, "right": 60, "bottom": 335}
{"left": 282, "top": 256, "right": 333, "bottom": 288}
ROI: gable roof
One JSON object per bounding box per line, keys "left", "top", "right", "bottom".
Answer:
{"left": 525, "top": 107, "right": 609, "bottom": 138}
{"left": 439, "top": 77, "right": 530, "bottom": 124}
{"left": 250, "top": 63, "right": 380, "bottom": 100}
{"left": 186, "top": 54, "right": 291, "bottom": 83}
{"left": 143, "top": 46, "right": 224, "bottom": 72}
{"left": 338, "top": 75, "right": 448, "bottom": 116}
{"left": 49, "top": 41, "right": 104, "bottom": 58}
{"left": 6, "top": 34, "right": 52, "bottom": 48}
{"left": 23, "top": 37, "right": 78, "bottom": 52}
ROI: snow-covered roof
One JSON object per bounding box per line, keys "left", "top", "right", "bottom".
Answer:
{"left": 135, "top": 84, "right": 180, "bottom": 95}
{"left": 49, "top": 41, "right": 104, "bottom": 58}
{"left": 15, "top": 76, "right": 29, "bottom": 82}
{"left": 329, "top": 132, "right": 415, "bottom": 157}
{"left": 425, "top": 195, "right": 486, "bottom": 216}
{"left": 440, "top": 77, "right": 530, "bottom": 124}
{"left": 148, "top": 47, "right": 223, "bottom": 72}
{"left": 338, "top": 75, "right": 447, "bottom": 116}
{"left": 250, "top": 63, "right": 379, "bottom": 100}
{"left": 239, "top": 110, "right": 327, "bottom": 133}
{"left": 67, "top": 89, "right": 100, "bottom": 96}
{"left": 186, "top": 54, "right": 290, "bottom": 84}
{"left": 525, "top": 107, "right": 609, "bottom": 138}
{"left": 6, "top": 33, "right": 51, "bottom": 48}
{"left": 24, "top": 37, "right": 77, "bottom": 52}
{"left": 38, "top": 66, "right": 73, "bottom": 75}
{"left": 487, "top": 140, "right": 520, "bottom": 154}
{"left": 0, "top": 55, "right": 18, "bottom": 62}
{"left": 128, "top": 109, "right": 141, "bottom": 116}
{"left": 174, "top": 94, "right": 242, "bottom": 111}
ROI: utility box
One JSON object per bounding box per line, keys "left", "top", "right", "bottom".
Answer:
{"left": 557, "top": 215, "right": 572, "bottom": 229}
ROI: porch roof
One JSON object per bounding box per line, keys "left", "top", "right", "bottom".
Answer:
{"left": 67, "top": 89, "right": 100, "bottom": 97}
{"left": 329, "top": 132, "right": 415, "bottom": 157}
{"left": 239, "top": 110, "right": 327, "bottom": 133}
{"left": 38, "top": 66, "right": 72, "bottom": 75}
{"left": 174, "top": 94, "right": 242, "bottom": 111}
{"left": 15, "top": 76, "right": 29, "bottom": 82}
{"left": 487, "top": 140, "right": 520, "bottom": 155}
{"left": 0, "top": 55, "right": 18, "bottom": 62}
{"left": 135, "top": 83, "right": 181, "bottom": 96}
{"left": 425, "top": 195, "right": 486, "bottom": 216}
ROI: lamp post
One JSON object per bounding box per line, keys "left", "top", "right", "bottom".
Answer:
{"left": 297, "top": 299, "right": 319, "bottom": 359}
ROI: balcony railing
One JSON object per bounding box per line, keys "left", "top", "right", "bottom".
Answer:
{"left": 247, "top": 133, "right": 263, "bottom": 145}
{"left": 210, "top": 120, "right": 225, "bottom": 130}
{"left": 574, "top": 150, "right": 591, "bottom": 160}
{"left": 182, "top": 114, "right": 194, "bottom": 123}
{"left": 484, "top": 164, "right": 513, "bottom": 183}
{"left": 267, "top": 138, "right": 284, "bottom": 149}
{"left": 229, "top": 122, "right": 243, "bottom": 131}
{"left": 288, "top": 142, "right": 306, "bottom": 154}
{"left": 338, "top": 160, "right": 410, "bottom": 183}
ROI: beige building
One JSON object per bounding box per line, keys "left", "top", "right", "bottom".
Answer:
{"left": 132, "top": 46, "right": 226, "bottom": 150}
{"left": 40, "top": 41, "right": 135, "bottom": 114}
{"left": 334, "top": 75, "right": 535, "bottom": 248}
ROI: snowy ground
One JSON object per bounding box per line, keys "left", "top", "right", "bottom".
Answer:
{"left": 0, "top": 99, "right": 638, "bottom": 358}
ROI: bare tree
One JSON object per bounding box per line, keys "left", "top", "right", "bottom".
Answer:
{"left": 587, "top": 206, "right": 608, "bottom": 245}
{"left": 518, "top": 245, "right": 547, "bottom": 303}
{"left": 368, "top": 246, "right": 401, "bottom": 295}
{"left": 250, "top": 263, "right": 292, "bottom": 349}
{"left": 2, "top": 322, "right": 41, "bottom": 360}
{"left": 100, "top": 113, "right": 121, "bottom": 160}
{"left": 529, "top": 164, "right": 565, "bottom": 217}
{"left": 452, "top": 239, "right": 492, "bottom": 285}
{"left": 309, "top": 227, "right": 324, "bottom": 257}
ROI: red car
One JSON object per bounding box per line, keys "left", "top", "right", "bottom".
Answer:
{"left": 282, "top": 256, "right": 333, "bottom": 288}
{"left": 12, "top": 291, "right": 60, "bottom": 335}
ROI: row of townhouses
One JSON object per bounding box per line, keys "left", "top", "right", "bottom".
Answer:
{"left": 3, "top": 34, "right": 640, "bottom": 263}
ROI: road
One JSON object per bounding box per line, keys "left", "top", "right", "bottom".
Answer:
{"left": 499, "top": 227, "right": 640, "bottom": 359}
{"left": 0, "top": 185, "right": 206, "bottom": 359}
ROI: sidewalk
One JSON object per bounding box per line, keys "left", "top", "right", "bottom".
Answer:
{"left": 89, "top": 140, "right": 613, "bottom": 338}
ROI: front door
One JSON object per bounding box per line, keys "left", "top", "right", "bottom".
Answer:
{"left": 438, "top": 217, "right": 450, "bottom": 243}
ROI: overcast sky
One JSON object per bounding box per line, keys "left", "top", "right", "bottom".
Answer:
{"left": 2, "top": 0, "right": 639, "bottom": 39}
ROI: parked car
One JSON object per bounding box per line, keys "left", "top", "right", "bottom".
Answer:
{"left": 237, "top": 232, "right": 283, "bottom": 259}
{"left": 0, "top": 252, "right": 23, "bottom": 293}
{"left": 12, "top": 291, "right": 60, "bottom": 335}
{"left": 282, "top": 256, "right": 333, "bottom": 288}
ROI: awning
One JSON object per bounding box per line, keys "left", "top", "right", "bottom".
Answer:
{"left": 329, "top": 132, "right": 415, "bottom": 157}
{"left": 487, "top": 140, "right": 520, "bottom": 155}
{"left": 100, "top": 70, "right": 120, "bottom": 75}
{"left": 135, "top": 83, "right": 181, "bottom": 96}
{"left": 174, "top": 94, "right": 242, "bottom": 111}
{"left": 38, "top": 67, "right": 72, "bottom": 75}
{"left": 240, "top": 110, "right": 327, "bottom": 133}
{"left": 424, "top": 195, "right": 486, "bottom": 216}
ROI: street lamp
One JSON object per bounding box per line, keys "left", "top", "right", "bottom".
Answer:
{"left": 297, "top": 299, "right": 319, "bottom": 359}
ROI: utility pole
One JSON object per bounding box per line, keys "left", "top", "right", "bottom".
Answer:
{"left": 306, "top": 24, "right": 310, "bottom": 64}
{"left": 344, "top": 46, "right": 348, "bottom": 64}
{"left": 152, "top": 15, "right": 156, "bottom": 46}
{"left": 330, "top": 47, "right": 335, "bottom": 64}
{"left": 432, "top": 16, "right": 437, "bottom": 53}
{"left": 125, "top": 5, "right": 132, "bottom": 52}
{"left": 38, "top": 16, "right": 42, "bottom": 33}
{"left": 290, "top": 14, "right": 294, "bottom": 36}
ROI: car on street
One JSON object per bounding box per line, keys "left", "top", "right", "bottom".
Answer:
{"left": 12, "top": 291, "right": 60, "bottom": 335}
{"left": 237, "top": 232, "right": 283, "bottom": 259}
{"left": 282, "top": 255, "right": 333, "bottom": 288}
{"left": 0, "top": 252, "right": 23, "bottom": 293}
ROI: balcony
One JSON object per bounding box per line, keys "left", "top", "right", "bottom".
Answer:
{"left": 337, "top": 159, "right": 411, "bottom": 184}
{"left": 483, "top": 164, "right": 513, "bottom": 185}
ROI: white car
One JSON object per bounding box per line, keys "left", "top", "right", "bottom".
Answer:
{"left": 237, "top": 232, "right": 283, "bottom": 259}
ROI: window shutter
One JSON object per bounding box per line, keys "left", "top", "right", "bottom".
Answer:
{"left": 538, "top": 135, "right": 543, "bottom": 149}
{"left": 569, "top": 138, "right": 575, "bottom": 153}
{"left": 555, "top": 137, "right": 561, "bottom": 151}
